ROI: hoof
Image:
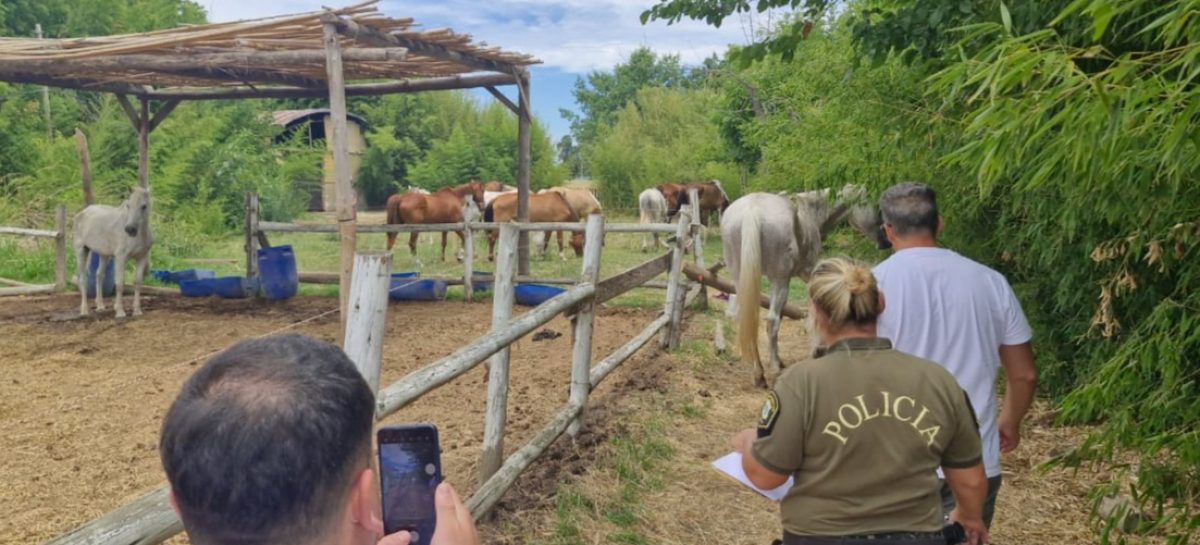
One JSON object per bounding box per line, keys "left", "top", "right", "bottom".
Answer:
{"left": 133, "top": 309, "right": 143, "bottom": 317}
{"left": 753, "top": 375, "right": 768, "bottom": 389}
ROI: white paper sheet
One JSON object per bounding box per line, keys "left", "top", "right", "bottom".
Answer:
{"left": 711, "top": 451, "right": 794, "bottom": 502}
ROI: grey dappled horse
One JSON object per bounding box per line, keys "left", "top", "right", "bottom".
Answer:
{"left": 722, "top": 185, "right": 888, "bottom": 388}
{"left": 74, "top": 187, "right": 153, "bottom": 318}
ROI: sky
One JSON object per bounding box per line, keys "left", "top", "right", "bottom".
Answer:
{"left": 200, "top": 0, "right": 775, "bottom": 141}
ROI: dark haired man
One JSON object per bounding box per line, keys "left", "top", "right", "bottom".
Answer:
{"left": 159, "top": 334, "right": 478, "bottom": 545}
{"left": 872, "top": 182, "right": 1038, "bottom": 528}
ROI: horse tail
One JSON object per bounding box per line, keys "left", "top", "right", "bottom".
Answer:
{"left": 385, "top": 196, "right": 404, "bottom": 250}
{"left": 484, "top": 200, "right": 496, "bottom": 223}
{"left": 737, "top": 210, "right": 762, "bottom": 370}
{"left": 557, "top": 192, "right": 580, "bottom": 221}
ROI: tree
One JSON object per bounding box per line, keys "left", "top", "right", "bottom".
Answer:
{"left": 561, "top": 47, "right": 692, "bottom": 147}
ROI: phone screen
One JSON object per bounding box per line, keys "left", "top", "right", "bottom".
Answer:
{"left": 378, "top": 425, "right": 441, "bottom": 542}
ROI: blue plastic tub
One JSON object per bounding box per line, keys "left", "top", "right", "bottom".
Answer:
{"left": 85, "top": 253, "right": 116, "bottom": 298}
{"left": 212, "top": 276, "right": 257, "bottom": 299}
{"left": 515, "top": 284, "right": 566, "bottom": 307}
{"left": 153, "top": 269, "right": 215, "bottom": 285}
{"left": 471, "top": 271, "right": 492, "bottom": 292}
{"left": 389, "top": 278, "right": 447, "bottom": 301}
{"left": 179, "top": 279, "right": 214, "bottom": 297}
{"left": 257, "top": 245, "right": 298, "bottom": 300}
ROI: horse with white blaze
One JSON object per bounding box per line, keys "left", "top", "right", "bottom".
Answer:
{"left": 74, "top": 187, "right": 154, "bottom": 318}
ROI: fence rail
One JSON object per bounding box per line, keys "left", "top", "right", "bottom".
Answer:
{"left": 0, "top": 204, "right": 67, "bottom": 296}
{"left": 44, "top": 208, "right": 705, "bottom": 545}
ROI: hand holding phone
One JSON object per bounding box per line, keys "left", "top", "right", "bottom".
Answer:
{"left": 378, "top": 482, "right": 480, "bottom": 545}
{"left": 378, "top": 424, "right": 442, "bottom": 545}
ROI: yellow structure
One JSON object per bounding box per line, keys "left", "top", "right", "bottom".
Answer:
{"left": 273, "top": 109, "right": 368, "bottom": 211}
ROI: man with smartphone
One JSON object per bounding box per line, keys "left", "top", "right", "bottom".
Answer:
{"left": 159, "top": 334, "right": 479, "bottom": 545}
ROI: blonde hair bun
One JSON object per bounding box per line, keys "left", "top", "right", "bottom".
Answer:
{"left": 808, "top": 257, "right": 882, "bottom": 329}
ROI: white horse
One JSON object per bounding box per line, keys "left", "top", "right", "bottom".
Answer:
{"left": 722, "top": 185, "right": 885, "bottom": 387}
{"left": 637, "top": 188, "right": 669, "bottom": 252}
{"left": 484, "top": 189, "right": 516, "bottom": 207}
{"left": 405, "top": 186, "right": 431, "bottom": 195}
{"left": 74, "top": 187, "right": 154, "bottom": 318}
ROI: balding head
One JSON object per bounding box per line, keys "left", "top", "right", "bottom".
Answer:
{"left": 160, "top": 334, "right": 375, "bottom": 545}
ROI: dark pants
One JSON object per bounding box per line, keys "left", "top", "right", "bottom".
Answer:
{"left": 780, "top": 534, "right": 942, "bottom": 545}
{"left": 939, "top": 475, "right": 1003, "bottom": 528}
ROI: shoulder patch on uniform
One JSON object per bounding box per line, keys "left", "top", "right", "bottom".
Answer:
{"left": 757, "top": 391, "right": 780, "bottom": 437}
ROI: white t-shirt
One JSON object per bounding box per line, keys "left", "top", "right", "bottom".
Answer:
{"left": 873, "top": 247, "right": 1032, "bottom": 478}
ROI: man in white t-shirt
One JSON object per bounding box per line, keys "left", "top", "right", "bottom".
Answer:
{"left": 871, "top": 182, "right": 1038, "bottom": 528}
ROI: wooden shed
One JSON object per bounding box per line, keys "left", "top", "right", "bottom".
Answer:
{"left": 272, "top": 109, "right": 369, "bottom": 211}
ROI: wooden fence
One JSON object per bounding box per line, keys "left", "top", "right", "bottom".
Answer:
{"left": 244, "top": 192, "right": 679, "bottom": 301}
{"left": 0, "top": 204, "right": 67, "bottom": 296}
{"left": 44, "top": 207, "right": 704, "bottom": 545}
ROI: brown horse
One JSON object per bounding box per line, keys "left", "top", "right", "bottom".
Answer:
{"left": 385, "top": 181, "right": 484, "bottom": 261}
{"left": 684, "top": 180, "right": 731, "bottom": 226}
{"left": 656, "top": 183, "right": 688, "bottom": 218}
{"left": 484, "top": 191, "right": 581, "bottom": 260}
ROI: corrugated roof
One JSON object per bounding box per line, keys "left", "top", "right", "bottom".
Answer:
{"left": 273, "top": 109, "right": 367, "bottom": 127}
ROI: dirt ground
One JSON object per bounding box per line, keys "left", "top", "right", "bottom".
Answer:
{"left": 0, "top": 293, "right": 661, "bottom": 545}
{"left": 1, "top": 292, "right": 1122, "bottom": 545}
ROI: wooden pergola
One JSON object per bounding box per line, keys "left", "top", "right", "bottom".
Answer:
{"left": 0, "top": 0, "right": 541, "bottom": 323}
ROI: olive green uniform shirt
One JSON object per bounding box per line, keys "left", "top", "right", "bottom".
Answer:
{"left": 751, "top": 338, "right": 982, "bottom": 536}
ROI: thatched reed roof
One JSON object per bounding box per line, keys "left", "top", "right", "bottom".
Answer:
{"left": 0, "top": 0, "right": 539, "bottom": 99}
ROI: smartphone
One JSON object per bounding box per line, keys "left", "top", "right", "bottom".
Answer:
{"left": 377, "top": 424, "right": 442, "bottom": 544}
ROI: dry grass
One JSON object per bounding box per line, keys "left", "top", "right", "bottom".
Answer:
{"left": 486, "top": 302, "right": 1164, "bottom": 545}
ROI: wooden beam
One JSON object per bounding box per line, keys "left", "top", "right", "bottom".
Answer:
{"left": 682, "top": 262, "right": 807, "bottom": 319}
{"left": 55, "top": 205, "right": 66, "bottom": 292}
{"left": 323, "top": 21, "right": 356, "bottom": 334}
{"left": 325, "top": 14, "right": 515, "bottom": 74}
{"left": 484, "top": 85, "right": 519, "bottom": 116}
{"left": 588, "top": 251, "right": 671, "bottom": 309}
{"left": 342, "top": 252, "right": 392, "bottom": 393}
{"left": 41, "top": 485, "right": 182, "bottom": 545}
{"left": 244, "top": 193, "right": 259, "bottom": 280}
{"left": 74, "top": 129, "right": 94, "bottom": 206}
{"left": 0, "top": 71, "right": 148, "bottom": 95}
{"left": 516, "top": 70, "right": 531, "bottom": 276}
{"left": 661, "top": 209, "right": 690, "bottom": 349}
{"left": 0, "top": 284, "right": 55, "bottom": 296}
{"left": 137, "top": 98, "right": 149, "bottom": 189}
{"left": 0, "top": 48, "right": 409, "bottom": 75}
{"left": 479, "top": 224, "right": 518, "bottom": 487}
{"left": 146, "top": 72, "right": 518, "bottom": 101}
{"left": 0, "top": 226, "right": 58, "bottom": 238}
{"left": 147, "top": 100, "right": 180, "bottom": 133}
{"left": 568, "top": 215, "right": 604, "bottom": 436}
{"left": 113, "top": 94, "right": 141, "bottom": 131}
{"left": 375, "top": 283, "right": 595, "bottom": 418}
{"left": 155, "top": 66, "right": 325, "bottom": 90}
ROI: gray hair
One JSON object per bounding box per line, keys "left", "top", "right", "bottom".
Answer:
{"left": 879, "top": 182, "right": 939, "bottom": 237}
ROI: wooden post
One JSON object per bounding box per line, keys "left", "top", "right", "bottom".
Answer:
{"left": 323, "top": 21, "right": 356, "bottom": 334}
{"left": 74, "top": 129, "right": 94, "bottom": 206}
{"left": 137, "top": 98, "right": 149, "bottom": 189}
{"left": 688, "top": 188, "right": 708, "bottom": 310}
{"left": 516, "top": 69, "right": 532, "bottom": 276}
{"left": 660, "top": 207, "right": 690, "bottom": 349}
{"left": 36, "top": 24, "right": 52, "bottom": 139}
{"left": 54, "top": 204, "right": 66, "bottom": 292}
{"left": 479, "top": 224, "right": 518, "bottom": 487}
{"left": 342, "top": 252, "right": 393, "bottom": 393}
{"left": 568, "top": 214, "right": 604, "bottom": 436}
{"left": 244, "top": 193, "right": 259, "bottom": 280}
{"left": 463, "top": 201, "right": 476, "bottom": 302}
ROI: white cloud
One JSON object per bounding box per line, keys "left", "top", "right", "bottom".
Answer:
{"left": 200, "top": 0, "right": 773, "bottom": 73}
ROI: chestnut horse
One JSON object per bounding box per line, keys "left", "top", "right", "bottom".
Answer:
{"left": 484, "top": 191, "right": 581, "bottom": 260}
{"left": 483, "top": 180, "right": 516, "bottom": 192}
{"left": 385, "top": 181, "right": 485, "bottom": 261}
{"left": 656, "top": 183, "right": 687, "bottom": 218}
{"left": 684, "top": 180, "right": 730, "bottom": 226}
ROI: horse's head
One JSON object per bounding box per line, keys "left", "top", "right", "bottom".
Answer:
{"left": 570, "top": 232, "right": 585, "bottom": 257}
{"left": 657, "top": 183, "right": 683, "bottom": 216}
{"left": 124, "top": 186, "right": 151, "bottom": 237}
{"left": 462, "top": 199, "right": 481, "bottom": 223}
{"left": 849, "top": 205, "right": 892, "bottom": 250}
{"left": 461, "top": 181, "right": 485, "bottom": 209}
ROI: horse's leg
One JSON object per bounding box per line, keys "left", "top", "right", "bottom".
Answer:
{"left": 764, "top": 279, "right": 790, "bottom": 387}
{"left": 132, "top": 253, "right": 148, "bottom": 316}
{"left": 408, "top": 233, "right": 419, "bottom": 256}
{"left": 455, "top": 231, "right": 466, "bottom": 262}
{"left": 113, "top": 254, "right": 127, "bottom": 318}
{"left": 440, "top": 231, "right": 448, "bottom": 262}
{"left": 487, "top": 232, "right": 496, "bottom": 262}
{"left": 94, "top": 255, "right": 108, "bottom": 311}
{"left": 77, "top": 246, "right": 89, "bottom": 316}
{"left": 556, "top": 230, "right": 565, "bottom": 261}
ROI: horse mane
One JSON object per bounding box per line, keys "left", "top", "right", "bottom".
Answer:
{"left": 552, "top": 191, "right": 579, "bottom": 221}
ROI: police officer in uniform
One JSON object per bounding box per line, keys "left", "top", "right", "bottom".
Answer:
{"left": 731, "top": 258, "right": 990, "bottom": 545}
